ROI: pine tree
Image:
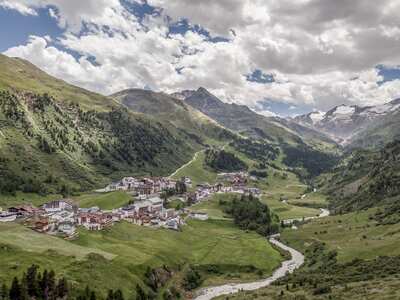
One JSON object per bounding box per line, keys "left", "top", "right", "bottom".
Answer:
{"left": 84, "top": 286, "right": 91, "bottom": 300}
{"left": 47, "top": 270, "right": 56, "bottom": 300}
{"left": 56, "top": 277, "right": 68, "bottom": 299}
{"left": 135, "top": 285, "right": 147, "bottom": 300}
{"left": 20, "top": 275, "right": 29, "bottom": 300}
{"left": 114, "top": 290, "right": 124, "bottom": 300}
{"left": 106, "top": 290, "right": 114, "bottom": 300}
{"left": 9, "top": 278, "right": 20, "bottom": 300}
{"left": 26, "top": 264, "right": 40, "bottom": 298}
{"left": 0, "top": 284, "right": 8, "bottom": 300}
{"left": 89, "top": 291, "right": 96, "bottom": 300}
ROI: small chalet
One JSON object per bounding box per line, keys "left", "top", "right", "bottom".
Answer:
{"left": 33, "top": 218, "right": 50, "bottom": 233}
{"left": 8, "top": 205, "right": 40, "bottom": 217}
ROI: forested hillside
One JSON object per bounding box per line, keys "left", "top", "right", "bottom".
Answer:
{"left": 319, "top": 140, "right": 400, "bottom": 214}
{"left": 0, "top": 90, "right": 197, "bottom": 195}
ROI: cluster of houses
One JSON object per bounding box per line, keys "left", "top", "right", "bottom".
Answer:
{"left": 0, "top": 196, "right": 184, "bottom": 238}
{"left": 0, "top": 173, "right": 261, "bottom": 238}
{"left": 97, "top": 176, "right": 189, "bottom": 196}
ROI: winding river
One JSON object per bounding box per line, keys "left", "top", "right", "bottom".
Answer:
{"left": 194, "top": 208, "right": 330, "bottom": 300}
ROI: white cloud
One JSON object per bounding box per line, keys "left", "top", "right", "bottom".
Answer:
{"left": 0, "top": 0, "right": 37, "bottom": 15}
{"left": 2, "top": 0, "right": 400, "bottom": 113}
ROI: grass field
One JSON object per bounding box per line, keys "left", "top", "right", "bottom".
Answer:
{"left": 0, "top": 222, "right": 114, "bottom": 260}
{"left": 0, "top": 192, "right": 61, "bottom": 208}
{"left": 73, "top": 191, "right": 132, "bottom": 210}
{"left": 219, "top": 209, "right": 400, "bottom": 300}
{"left": 0, "top": 217, "right": 283, "bottom": 298}
{"left": 215, "top": 275, "right": 400, "bottom": 300}
{"left": 281, "top": 208, "right": 400, "bottom": 263}
{"left": 172, "top": 151, "right": 218, "bottom": 186}
{"left": 262, "top": 196, "right": 321, "bottom": 220}
{"left": 287, "top": 192, "right": 329, "bottom": 208}
{"left": 190, "top": 193, "right": 235, "bottom": 220}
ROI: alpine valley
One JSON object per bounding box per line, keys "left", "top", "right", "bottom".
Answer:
{"left": 0, "top": 51, "right": 400, "bottom": 300}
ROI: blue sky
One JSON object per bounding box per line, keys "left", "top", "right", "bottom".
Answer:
{"left": 0, "top": 7, "right": 62, "bottom": 52}
{"left": 1, "top": 0, "right": 400, "bottom": 116}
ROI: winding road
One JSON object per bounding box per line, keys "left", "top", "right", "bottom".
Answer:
{"left": 194, "top": 208, "right": 330, "bottom": 300}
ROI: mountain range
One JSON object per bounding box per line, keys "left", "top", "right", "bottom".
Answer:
{"left": 2, "top": 52, "right": 400, "bottom": 207}
{"left": 293, "top": 99, "right": 400, "bottom": 148}
{"left": 173, "top": 87, "right": 338, "bottom": 151}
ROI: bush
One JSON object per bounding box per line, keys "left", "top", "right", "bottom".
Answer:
{"left": 183, "top": 267, "right": 202, "bottom": 291}
{"left": 313, "top": 285, "right": 332, "bottom": 295}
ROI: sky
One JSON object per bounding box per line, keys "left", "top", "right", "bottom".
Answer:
{"left": 1, "top": 0, "right": 400, "bottom": 116}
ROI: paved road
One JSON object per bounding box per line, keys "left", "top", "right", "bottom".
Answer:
{"left": 194, "top": 236, "right": 305, "bottom": 300}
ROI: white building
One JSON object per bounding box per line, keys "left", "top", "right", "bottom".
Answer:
{"left": 148, "top": 197, "right": 164, "bottom": 213}
{"left": 0, "top": 212, "right": 17, "bottom": 222}
{"left": 43, "top": 200, "right": 74, "bottom": 213}
{"left": 190, "top": 212, "right": 209, "bottom": 221}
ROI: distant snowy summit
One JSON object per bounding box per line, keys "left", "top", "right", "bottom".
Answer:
{"left": 293, "top": 99, "right": 400, "bottom": 144}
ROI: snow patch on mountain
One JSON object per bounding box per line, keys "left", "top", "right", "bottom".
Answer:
{"left": 368, "top": 103, "right": 400, "bottom": 114}
{"left": 309, "top": 111, "right": 325, "bottom": 123}
{"left": 333, "top": 105, "right": 355, "bottom": 115}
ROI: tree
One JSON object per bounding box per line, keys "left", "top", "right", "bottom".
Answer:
{"left": 135, "top": 284, "right": 148, "bottom": 300}
{"left": 56, "top": 277, "right": 68, "bottom": 299}
{"left": 20, "top": 276, "right": 29, "bottom": 300}
{"left": 183, "top": 267, "right": 202, "bottom": 291}
{"left": 106, "top": 290, "right": 114, "bottom": 300}
{"left": 175, "top": 181, "right": 187, "bottom": 195}
{"left": 1, "top": 284, "right": 8, "bottom": 300}
{"left": 113, "top": 289, "right": 124, "bottom": 300}
{"left": 9, "top": 278, "right": 20, "bottom": 300}
{"left": 90, "top": 291, "right": 96, "bottom": 300}
{"left": 26, "top": 264, "right": 40, "bottom": 298}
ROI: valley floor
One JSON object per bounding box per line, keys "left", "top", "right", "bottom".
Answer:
{"left": 0, "top": 151, "right": 329, "bottom": 298}
{"left": 0, "top": 214, "right": 283, "bottom": 298}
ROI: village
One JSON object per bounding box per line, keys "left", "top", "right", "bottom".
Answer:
{"left": 0, "top": 172, "right": 261, "bottom": 239}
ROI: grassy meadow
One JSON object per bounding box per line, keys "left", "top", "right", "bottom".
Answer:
{"left": 0, "top": 217, "right": 283, "bottom": 298}
{"left": 281, "top": 208, "right": 400, "bottom": 263}
{"left": 215, "top": 275, "right": 400, "bottom": 300}
{"left": 172, "top": 151, "right": 218, "bottom": 186}
{"left": 190, "top": 193, "right": 236, "bottom": 220}
{"left": 0, "top": 192, "right": 62, "bottom": 208}
{"left": 73, "top": 191, "right": 132, "bottom": 210}
{"left": 218, "top": 208, "right": 400, "bottom": 300}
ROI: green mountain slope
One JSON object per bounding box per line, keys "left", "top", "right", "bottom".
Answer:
{"left": 319, "top": 140, "right": 400, "bottom": 213}
{"left": 0, "top": 54, "right": 114, "bottom": 111}
{"left": 0, "top": 56, "right": 201, "bottom": 195}
{"left": 112, "top": 88, "right": 234, "bottom": 144}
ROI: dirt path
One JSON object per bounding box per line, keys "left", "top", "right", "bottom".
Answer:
{"left": 169, "top": 150, "right": 203, "bottom": 178}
